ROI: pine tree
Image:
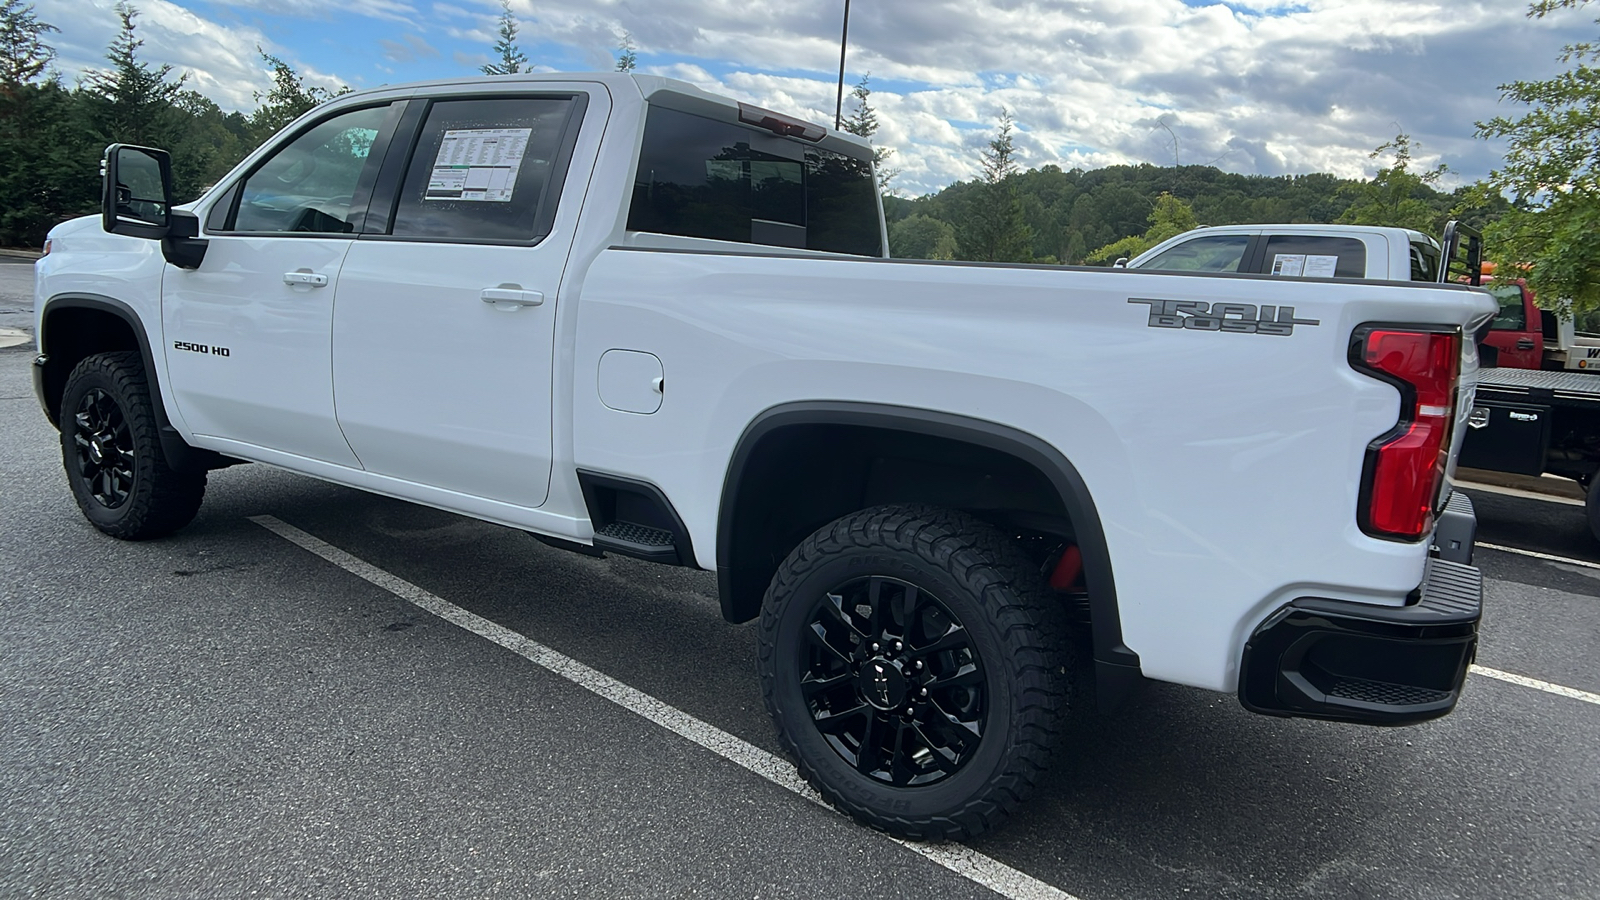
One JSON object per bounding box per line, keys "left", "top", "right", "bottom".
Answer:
{"left": 959, "top": 109, "right": 1032, "bottom": 262}
{"left": 615, "top": 32, "right": 637, "bottom": 73}
{"left": 82, "top": 3, "right": 186, "bottom": 148}
{"left": 251, "top": 49, "right": 346, "bottom": 141}
{"left": 840, "top": 75, "right": 897, "bottom": 190}
{"left": 481, "top": 0, "right": 528, "bottom": 76}
{"left": 0, "top": 0, "right": 55, "bottom": 87}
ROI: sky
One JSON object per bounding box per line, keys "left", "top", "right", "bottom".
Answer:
{"left": 37, "top": 0, "right": 1597, "bottom": 197}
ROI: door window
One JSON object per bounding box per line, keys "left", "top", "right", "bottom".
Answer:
{"left": 1488, "top": 285, "right": 1528, "bottom": 330}
{"left": 232, "top": 105, "right": 391, "bottom": 234}
{"left": 1134, "top": 235, "right": 1250, "bottom": 273}
{"left": 1260, "top": 235, "right": 1366, "bottom": 278}
{"left": 388, "top": 96, "right": 579, "bottom": 242}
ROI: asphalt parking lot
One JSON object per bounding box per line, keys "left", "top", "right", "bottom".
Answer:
{"left": 2, "top": 262, "right": 1597, "bottom": 898}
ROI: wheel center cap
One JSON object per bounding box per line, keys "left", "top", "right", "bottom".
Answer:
{"left": 89, "top": 438, "right": 107, "bottom": 464}
{"left": 858, "top": 656, "right": 907, "bottom": 711}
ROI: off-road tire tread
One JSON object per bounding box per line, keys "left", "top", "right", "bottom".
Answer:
{"left": 758, "top": 504, "right": 1075, "bottom": 841}
{"left": 61, "top": 351, "right": 205, "bottom": 540}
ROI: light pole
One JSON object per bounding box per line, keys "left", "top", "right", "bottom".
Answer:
{"left": 834, "top": 0, "right": 851, "bottom": 130}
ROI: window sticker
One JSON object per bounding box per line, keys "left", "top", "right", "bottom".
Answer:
{"left": 1303, "top": 254, "right": 1339, "bottom": 278}
{"left": 1270, "top": 253, "right": 1305, "bottom": 277}
{"left": 425, "top": 128, "right": 533, "bottom": 202}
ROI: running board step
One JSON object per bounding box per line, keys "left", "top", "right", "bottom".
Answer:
{"left": 593, "top": 521, "right": 679, "bottom": 564}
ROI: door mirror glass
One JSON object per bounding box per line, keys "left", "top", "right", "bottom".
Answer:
{"left": 101, "top": 144, "right": 173, "bottom": 239}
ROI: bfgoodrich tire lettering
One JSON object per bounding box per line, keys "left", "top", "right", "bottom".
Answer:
{"left": 758, "top": 504, "right": 1071, "bottom": 840}
{"left": 60, "top": 351, "right": 205, "bottom": 539}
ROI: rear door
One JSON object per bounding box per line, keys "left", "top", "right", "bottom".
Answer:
{"left": 331, "top": 87, "right": 601, "bottom": 508}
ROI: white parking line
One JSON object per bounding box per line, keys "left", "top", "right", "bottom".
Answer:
{"left": 1477, "top": 541, "right": 1600, "bottom": 572}
{"left": 249, "top": 514, "right": 1078, "bottom": 900}
{"left": 1471, "top": 665, "right": 1600, "bottom": 707}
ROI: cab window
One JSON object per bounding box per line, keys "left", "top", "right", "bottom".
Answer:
{"left": 1409, "top": 241, "right": 1440, "bottom": 281}
{"left": 626, "top": 105, "right": 882, "bottom": 256}
{"left": 231, "top": 105, "right": 390, "bottom": 234}
{"left": 1135, "top": 235, "right": 1249, "bottom": 273}
{"left": 388, "top": 96, "right": 580, "bottom": 242}
{"left": 1260, "top": 235, "right": 1366, "bottom": 278}
{"left": 1488, "top": 285, "right": 1527, "bottom": 331}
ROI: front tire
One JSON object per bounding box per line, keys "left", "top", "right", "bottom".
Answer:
{"left": 758, "top": 505, "right": 1071, "bottom": 840}
{"left": 60, "top": 351, "right": 206, "bottom": 539}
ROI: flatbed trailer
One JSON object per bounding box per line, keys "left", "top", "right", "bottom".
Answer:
{"left": 1460, "top": 367, "right": 1600, "bottom": 539}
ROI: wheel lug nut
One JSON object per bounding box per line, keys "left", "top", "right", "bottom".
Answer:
{"left": 913, "top": 660, "right": 923, "bottom": 669}
{"left": 893, "top": 640, "right": 903, "bottom": 651}
{"left": 870, "top": 643, "right": 879, "bottom": 652}
{"left": 919, "top": 687, "right": 928, "bottom": 696}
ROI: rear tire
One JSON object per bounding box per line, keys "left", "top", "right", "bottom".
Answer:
{"left": 758, "top": 504, "right": 1071, "bottom": 840}
{"left": 59, "top": 351, "right": 205, "bottom": 539}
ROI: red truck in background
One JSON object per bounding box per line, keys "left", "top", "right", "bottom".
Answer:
{"left": 1479, "top": 272, "right": 1600, "bottom": 371}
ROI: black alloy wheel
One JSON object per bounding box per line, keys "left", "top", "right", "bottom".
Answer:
{"left": 72, "top": 387, "right": 137, "bottom": 509}
{"left": 760, "top": 505, "right": 1072, "bottom": 841}
{"left": 802, "top": 575, "right": 987, "bottom": 787}
{"left": 59, "top": 351, "right": 206, "bottom": 540}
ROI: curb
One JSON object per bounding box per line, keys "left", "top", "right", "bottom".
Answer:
{"left": 0, "top": 326, "right": 29, "bottom": 350}
{"left": 0, "top": 247, "right": 42, "bottom": 260}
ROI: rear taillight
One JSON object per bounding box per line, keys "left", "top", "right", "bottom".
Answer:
{"left": 1352, "top": 326, "right": 1462, "bottom": 540}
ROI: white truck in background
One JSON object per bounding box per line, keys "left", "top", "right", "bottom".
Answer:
{"left": 34, "top": 73, "right": 1493, "bottom": 840}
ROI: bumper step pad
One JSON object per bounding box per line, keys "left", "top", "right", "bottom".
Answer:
{"left": 1240, "top": 557, "right": 1482, "bottom": 726}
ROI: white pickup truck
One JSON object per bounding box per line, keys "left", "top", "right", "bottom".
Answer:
{"left": 34, "top": 73, "right": 1494, "bottom": 840}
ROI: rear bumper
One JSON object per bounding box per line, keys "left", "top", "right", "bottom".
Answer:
{"left": 1239, "top": 504, "right": 1481, "bottom": 726}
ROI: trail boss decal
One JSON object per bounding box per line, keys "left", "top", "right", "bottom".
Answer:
{"left": 1128, "top": 299, "right": 1320, "bottom": 336}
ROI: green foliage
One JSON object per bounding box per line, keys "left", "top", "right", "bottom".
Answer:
{"left": 0, "top": 0, "right": 55, "bottom": 86}
{"left": 1335, "top": 133, "right": 1448, "bottom": 233}
{"left": 482, "top": 0, "right": 527, "bottom": 76}
{"left": 250, "top": 49, "right": 347, "bottom": 143}
{"left": 889, "top": 214, "right": 958, "bottom": 259}
{"left": 615, "top": 32, "right": 636, "bottom": 73}
{"left": 840, "top": 75, "right": 896, "bottom": 190}
{"left": 81, "top": 3, "right": 186, "bottom": 148}
{"left": 1085, "top": 192, "right": 1198, "bottom": 263}
{"left": 1477, "top": 0, "right": 1600, "bottom": 313}
{"left": 957, "top": 109, "right": 1033, "bottom": 262}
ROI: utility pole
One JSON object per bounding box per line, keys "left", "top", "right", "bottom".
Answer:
{"left": 834, "top": 0, "right": 851, "bottom": 130}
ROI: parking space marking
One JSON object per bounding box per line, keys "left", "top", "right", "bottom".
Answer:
{"left": 1477, "top": 541, "right": 1600, "bottom": 572}
{"left": 249, "top": 515, "right": 1079, "bottom": 900}
{"left": 1471, "top": 665, "right": 1600, "bottom": 707}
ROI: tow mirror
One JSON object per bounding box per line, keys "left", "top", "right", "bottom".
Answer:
{"left": 100, "top": 143, "right": 209, "bottom": 269}
{"left": 102, "top": 144, "right": 173, "bottom": 240}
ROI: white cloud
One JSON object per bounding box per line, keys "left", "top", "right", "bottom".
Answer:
{"left": 39, "top": 0, "right": 1597, "bottom": 196}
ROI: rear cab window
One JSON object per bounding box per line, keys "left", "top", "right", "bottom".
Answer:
{"left": 1488, "top": 284, "right": 1528, "bottom": 331}
{"left": 1259, "top": 235, "right": 1366, "bottom": 279}
{"left": 626, "top": 105, "right": 882, "bottom": 256}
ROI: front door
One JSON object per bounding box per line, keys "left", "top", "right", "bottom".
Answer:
{"left": 1484, "top": 283, "right": 1542, "bottom": 369}
{"left": 332, "top": 92, "right": 594, "bottom": 508}
{"left": 163, "top": 103, "right": 398, "bottom": 467}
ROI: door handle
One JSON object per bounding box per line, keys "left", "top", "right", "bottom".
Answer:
{"left": 1516, "top": 338, "right": 1537, "bottom": 350}
{"left": 481, "top": 287, "right": 545, "bottom": 310}
{"left": 283, "top": 271, "right": 329, "bottom": 287}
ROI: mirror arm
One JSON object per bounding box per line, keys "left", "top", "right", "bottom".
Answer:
{"left": 161, "top": 210, "right": 208, "bottom": 270}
